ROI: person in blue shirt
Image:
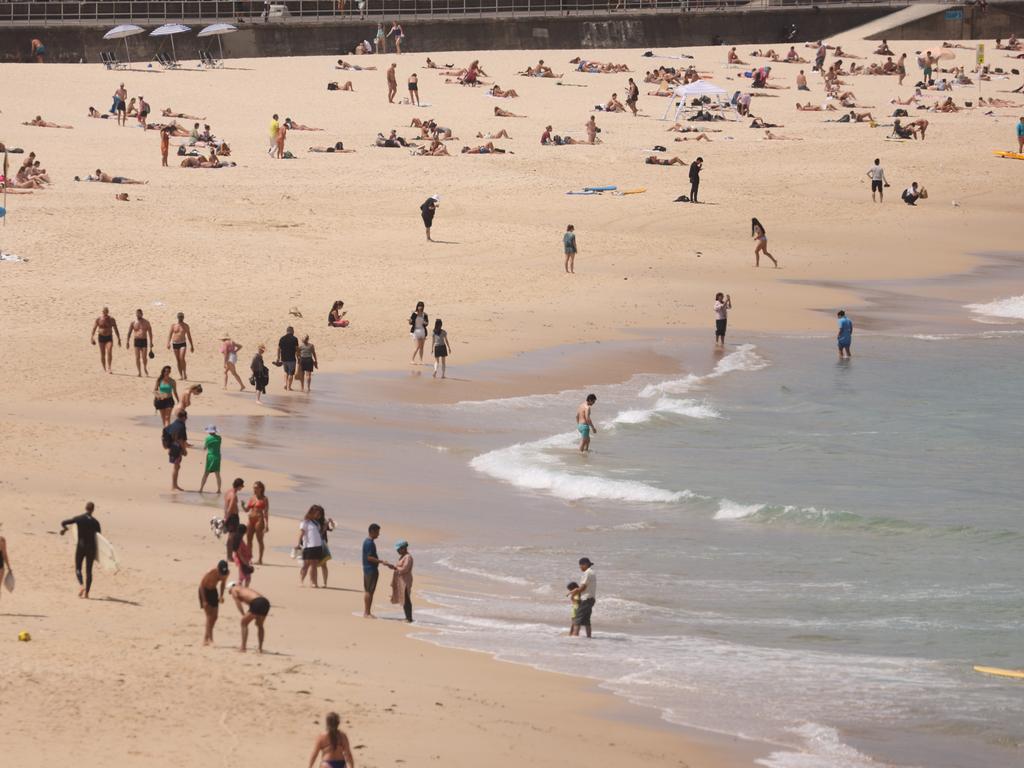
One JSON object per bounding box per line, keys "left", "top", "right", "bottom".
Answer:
{"left": 362, "top": 523, "right": 392, "bottom": 618}
{"left": 837, "top": 310, "right": 853, "bottom": 359}
{"left": 1017, "top": 115, "right": 1023, "bottom": 154}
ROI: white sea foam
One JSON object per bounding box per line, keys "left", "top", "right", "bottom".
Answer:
{"left": 756, "top": 723, "right": 901, "bottom": 768}
{"left": 469, "top": 433, "right": 692, "bottom": 503}
{"left": 640, "top": 344, "right": 769, "bottom": 397}
{"left": 606, "top": 397, "right": 721, "bottom": 427}
{"left": 964, "top": 295, "right": 1024, "bottom": 322}
{"left": 434, "top": 556, "right": 530, "bottom": 586}
{"left": 715, "top": 500, "right": 766, "bottom": 520}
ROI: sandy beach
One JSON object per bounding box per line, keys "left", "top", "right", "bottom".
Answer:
{"left": 1, "top": 28, "right": 1022, "bottom": 767}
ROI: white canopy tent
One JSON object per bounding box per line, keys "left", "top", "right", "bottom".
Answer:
{"left": 197, "top": 23, "right": 238, "bottom": 62}
{"left": 150, "top": 23, "right": 191, "bottom": 63}
{"left": 663, "top": 80, "right": 730, "bottom": 122}
{"left": 102, "top": 24, "right": 145, "bottom": 67}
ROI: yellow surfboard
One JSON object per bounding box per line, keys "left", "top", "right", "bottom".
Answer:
{"left": 992, "top": 150, "right": 1024, "bottom": 160}
{"left": 974, "top": 665, "right": 1024, "bottom": 679}
{"left": 613, "top": 188, "right": 647, "bottom": 196}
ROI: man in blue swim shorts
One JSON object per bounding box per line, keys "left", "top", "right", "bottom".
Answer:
{"left": 836, "top": 310, "right": 853, "bottom": 359}
{"left": 576, "top": 393, "right": 597, "bottom": 452}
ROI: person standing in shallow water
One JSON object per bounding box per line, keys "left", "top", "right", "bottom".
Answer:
{"left": 837, "top": 310, "right": 853, "bottom": 359}
{"left": 576, "top": 394, "right": 597, "bottom": 452}
{"left": 714, "top": 292, "right": 731, "bottom": 346}
{"left": 390, "top": 540, "right": 414, "bottom": 622}
{"left": 568, "top": 557, "right": 596, "bottom": 638}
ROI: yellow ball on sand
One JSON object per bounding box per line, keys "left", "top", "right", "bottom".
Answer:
{"left": 18, "top": 631, "right": 31, "bottom": 642}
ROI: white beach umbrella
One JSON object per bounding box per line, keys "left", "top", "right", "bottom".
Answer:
{"left": 150, "top": 23, "right": 191, "bottom": 62}
{"left": 102, "top": 24, "right": 145, "bottom": 67}
{"left": 197, "top": 23, "right": 238, "bottom": 61}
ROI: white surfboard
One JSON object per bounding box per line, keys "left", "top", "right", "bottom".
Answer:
{"left": 95, "top": 533, "right": 119, "bottom": 573}
{"left": 3, "top": 569, "right": 14, "bottom": 593}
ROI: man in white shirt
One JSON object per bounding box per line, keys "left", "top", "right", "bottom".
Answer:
{"left": 866, "top": 158, "right": 888, "bottom": 202}
{"left": 569, "top": 557, "right": 596, "bottom": 637}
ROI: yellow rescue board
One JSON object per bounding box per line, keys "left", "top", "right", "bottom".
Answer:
{"left": 992, "top": 150, "right": 1024, "bottom": 160}
{"left": 974, "top": 665, "right": 1024, "bottom": 679}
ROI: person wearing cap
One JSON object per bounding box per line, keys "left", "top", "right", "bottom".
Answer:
{"left": 420, "top": 194, "right": 439, "bottom": 241}
{"left": 277, "top": 326, "right": 299, "bottom": 391}
{"left": 390, "top": 540, "right": 414, "bottom": 622}
{"left": 568, "top": 557, "right": 596, "bottom": 637}
{"left": 228, "top": 582, "right": 271, "bottom": 653}
{"left": 167, "top": 311, "right": 195, "bottom": 380}
{"left": 165, "top": 409, "right": 189, "bottom": 491}
{"left": 198, "top": 560, "right": 230, "bottom": 646}
{"left": 198, "top": 425, "right": 222, "bottom": 494}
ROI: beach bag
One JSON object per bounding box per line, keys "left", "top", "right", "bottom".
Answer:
{"left": 327, "top": 81, "right": 339, "bottom": 91}
{"left": 892, "top": 108, "right": 908, "bottom": 117}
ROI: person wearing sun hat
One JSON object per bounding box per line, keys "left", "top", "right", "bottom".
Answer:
{"left": 198, "top": 424, "right": 222, "bottom": 494}
{"left": 568, "top": 557, "right": 596, "bottom": 638}
{"left": 420, "top": 194, "right": 440, "bottom": 241}
{"left": 390, "top": 539, "right": 414, "bottom": 622}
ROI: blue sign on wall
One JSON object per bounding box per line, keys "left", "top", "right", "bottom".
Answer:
{"left": 945, "top": 9, "right": 963, "bottom": 20}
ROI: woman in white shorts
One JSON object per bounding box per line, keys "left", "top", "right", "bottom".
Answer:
{"left": 408, "top": 301, "right": 428, "bottom": 364}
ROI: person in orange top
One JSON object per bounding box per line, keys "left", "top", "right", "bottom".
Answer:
{"left": 160, "top": 127, "right": 170, "bottom": 167}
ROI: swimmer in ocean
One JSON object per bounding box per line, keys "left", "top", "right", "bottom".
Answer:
{"left": 576, "top": 394, "right": 597, "bottom": 452}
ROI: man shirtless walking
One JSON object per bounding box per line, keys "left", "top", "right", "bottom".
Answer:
{"left": 167, "top": 311, "right": 195, "bottom": 380}
{"left": 126, "top": 308, "right": 154, "bottom": 377}
{"left": 228, "top": 583, "right": 271, "bottom": 653}
{"left": 198, "top": 560, "right": 230, "bottom": 646}
{"left": 90, "top": 306, "right": 121, "bottom": 372}
{"left": 576, "top": 393, "right": 597, "bottom": 452}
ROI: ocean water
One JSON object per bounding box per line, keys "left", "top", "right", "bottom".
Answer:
{"left": 224, "top": 297, "right": 1024, "bottom": 767}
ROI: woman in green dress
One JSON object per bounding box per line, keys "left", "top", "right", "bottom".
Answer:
{"left": 199, "top": 425, "right": 222, "bottom": 494}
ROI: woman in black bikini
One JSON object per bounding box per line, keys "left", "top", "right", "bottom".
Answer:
{"left": 307, "top": 712, "right": 354, "bottom": 768}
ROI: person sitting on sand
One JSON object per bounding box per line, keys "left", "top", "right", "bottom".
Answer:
{"left": 308, "top": 141, "right": 355, "bottom": 153}
{"left": 604, "top": 93, "right": 626, "bottom": 112}
{"left": 125, "top": 97, "right": 138, "bottom": 117}
{"left": 494, "top": 106, "right": 525, "bottom": 118}
{"left": 796, "top": 101, "right": 837, "bottom": 111}
{"left": 10, "top": 167, "right": 45, "bottom": 189}
{"left": 424, "top": 57, "right": 451, "bottom": 69}
{"left": 541, "top": 125, "right": 579, "bottom": 145}
{"left": 162, "top": 107, "right": 205, "bottom": 120}
{"left": 476, "top": 129, "right": 512, "bottom": 139}
{"left": 645, "top": 155, "right": 685, "bottom": 166}
{"left": 375, "top": 132, "right": 406, "bottom": 148}
{"left": 26, "top": 161, "right": 50, "bottom": 183}
{"left": 728, "top": 47, "right": 745, "bottom": 65}
{"left": 461, "top": 142, "right": 507, "bottom": 154}
{"left": 460, "top": 59, "right": 485, "bottom": 85}
{"left": 978, "top": 96, "right": 1020, "bottom": 107}
{"left": 846, "top": 110, "right": 876, "bottom": 123}
{"left": 749, "top": 117, "right": 782, "bottom": 128}
{"left": 520, "top": 60, "right": 562, "bottom": 78}
{"left": 874, "top": 40, "right": 894, "bottom": 56}
{"left": 23, "top": 115, "right": 72, "bottom": 129}
{"left": 336, "top": 58, "right": 376, "bottom": 71}
{"left": 488, "top": 84, "right": 519, "bottom": 98}
{"left": 785, "top": 46, "right": 806, "bottom": 63}
{"left": 934, "top": 97, "right": 959, "bottom": 113}
{"left": 414, "top": 139, "right": 450, "bottom": 156}
{"left": 87, "top": 107, "right": 110, "bottom": 119}
{"left": 428, "top": 122, "right": 456, "bottom": 140}
{"left": 284, "top": 118, "right": 323, "bottom": 131}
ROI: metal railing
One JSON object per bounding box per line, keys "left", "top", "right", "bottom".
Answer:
{"left": 0, "top": 0, "right": 963, "bottom": 24}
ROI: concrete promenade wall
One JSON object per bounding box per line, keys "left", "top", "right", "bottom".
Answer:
{"left": 865, "top": 3, "right": 1023, "bottom": 40}
{"left": 0, "top": 6, "right": 894, "bottom": 63}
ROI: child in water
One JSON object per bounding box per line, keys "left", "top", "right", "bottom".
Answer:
{"left": 566, "top": 581, "right": 581, "bottom": 632}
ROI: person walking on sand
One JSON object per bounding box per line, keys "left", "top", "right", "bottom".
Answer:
{"left": 431, "top": 319, "right": 451, "bottom": 379}
{"left": 153, "top": 365, "right": 179, "bottom": 427}
{"left": 164, "top": 409, "right": 189, "bottom": 491}
{"left": 198, "top": 425, "right": 222, "bottom": 494}
{"left": 167, "top": 311, "right": 194, "bottom": 380}
{"left": 752, "top": 218, "right": 778, "bottom": 267}
{"left": 223, "top": 477, "right": 244, "bottom": 561}
{"left": 837, "top": 310, "right": 853, "bottom": 359}
{"left": 688, "top": 157, "right": 703, "bottom": 203}
{"left": 866, "top": 158, "right": 888, "bottom": 203}
{"left": 268, "top": 113, "right": 279, "bottom": 156}
{"left": 409, "top": 301, "right": 428, "bottom": 363}
{"left": 408, "top": 72, "right": 420, "bottom": 106}
{"left": 126, "top": 308, "right": 154, "bottom": 377}
{"left": 390, "top": 540, "right": 414, "bottom": 622}
{"left": 298, "top": 334, "right": 318, "bottom": 393}
{"left": 90, "top": 306, "right": 121, "bottom": 373}
{"left": 160, "top": 126, "right": 170, "bottom": 166}
{"left": 220, "top": 335, "right": 246, "bottom": 391}
{"left": 245, "top": 481, "right": 270, "bottom": 565}
{"left": 715, "top": 292, "right": 732, "bottom": 346}
{"left": 0, "top": 534, "right": 11, "bottom": 600}
{"left": 199, "top": 560, "right": 229, "bottom": 646}
{"left": 228, "top": 582, "right": 270, "bottom": 653}
{"left": 420, "top": 194, "right": 438, "bottom": 241}
{"left": 576, "top": 394, "right": 597, "bottom": 453}
{"left": 59, "top": 502, "right": 101, "bottom": 599}
{"left": 563, "top": 224, "right": 577, "bottom": 273}
{"left": 387, "top": 63, "right": 398, "bottom": 103}
{"left": 625, "top": 77, "right": 639, "bottom": 116}
{"left": 251, "top": 344, "right": 270, "bottom": 402}
{"left": 277, "top": 326, "right": 299, "bottom": 390}
{"left": 568, "top": 557, "right": 596, "bottom": 638}
{"left": 307, "top": 712, "right": 355, "bottom": 768}
{"left": 585, "top": 115, "right": 599, "bottom": 144}
{"left": 298, "top": 505, "right": 326, "bottom": 587}
{"left": 362, "top": 523, "right": 393, "bottom": 618}
{"left": 388, "top": 21, "right": 405, "bottom": 54}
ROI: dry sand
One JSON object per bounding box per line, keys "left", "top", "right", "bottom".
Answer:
{"left": 0, "top": 34, "right": 1020, "bottom": 767}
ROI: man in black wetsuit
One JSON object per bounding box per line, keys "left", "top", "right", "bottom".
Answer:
{"left": 60, "top": 502, "right": 101, "bottom": 598}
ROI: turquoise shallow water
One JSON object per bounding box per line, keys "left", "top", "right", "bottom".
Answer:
{"left": 222, "top": 322, "right": 1024, "bottom": 768}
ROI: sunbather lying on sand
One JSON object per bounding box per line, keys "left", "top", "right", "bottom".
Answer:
{"left": 764, "top": 130, "right": 802, "bottom": 140}
{"left": 87, "top": 107, "right": 110, "bottom": 119}
{"left": 376, "top": 131, "right": 416, "bottom": 148}
{"left": 336, "top": 59, "right": 376, "bottom": 70}
{"left": 645, "top": 155, "right": 685, "bottom": 165}
{"left": 666, "top": 124, "right": 722, "bottom": 133}
{"left": 476, "top": 130, "right": 512, "bottom": 139}
{"left": 308, "top": 141, "right": 356, "bottom": 153}
{"left": 488, "top": 84, "right": 519, "bottom": 98}
{"left": 23, "top": 115, "right": 72, "bottom": 128}
{"left": 461, "top": 142, "right": 508, "bottom": 154}
{"left": 77, "top": 169, "right": 148, "bottom": 183}
{"left": 413, "top": 139, "right": 450, "bottom": 156}
{"left": 796, "top": 102, "right": 837, "bottom": 111}
{"left": 424, "top": 58, "right": 454, "bottom": 69}
{"left": 162, "top": 108, "right": 205, "bottom": 120}
{"left": 284, "top": 118, "right": 323, "bottom": 131}
{"left": 494, "top": 106, "right": 526, "bottom": 118}
{"left": 674, "top": 134, "right": 712, "bottom": 142}
{"left": 520, "top": 60, "right": 562, "bottom": 78}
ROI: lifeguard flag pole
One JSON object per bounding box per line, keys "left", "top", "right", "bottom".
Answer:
{"left": 2, "top": 148, "right": 8, "bottom": 227}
